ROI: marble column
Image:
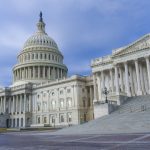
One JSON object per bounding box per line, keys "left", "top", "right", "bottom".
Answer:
{"left": 89, "top": 86, "right": 93, "bottom": 107}
{"left": 38, "top": 66, "right": 40, "bottom": 79}
{"left": 119, "top": 67, "right": 124, "bottom": 92}
{"left": 3, "top": 96, "right": 6, "bottom": 113}
{"left": 33, "top": 66, "right": 35, "bottom": 78}
{"left": 124, "top": 62, "right": 131, "bottom": 96}
{"left": 20, "top": 95, "right": 22, "bottom": 114}
{"left": 129, "top": 66, "right": 135, "bottom": 96}
{"left": 115, "top": 65, "right": 119, "bottom": 95}
{"left": 12, "top": 96, "right": 15, "bottom": 114}
{"left": 139, "top": 63, "right": 145, "bottom": 94}
{"left": 48, "top": 67, "right": 51, "bottom": 79}
{"left": 16, "top": 95, "right": 18, "bottom": 114}
{"left": 57, "top": 68, "right": 59, "bottom": 79}
{"left": 110, "top": 69, "right": 114, "bottom": 93}
{"left": 43, "top": 66, "right": 45, "bottom": 78}
{"left": 24, "top": 94, "right": 26, "bottom": 113}
{"left": 93, "top": 73, "right": 97, "bottom": 102}
{"left": 134, "top": 59, "right": 142, "bottom": 95}
{"left": 97, "top": 72, "right": 102, "bottom": 101}
{"left": 145, "top": 56, "right": 150, "bottom": 94}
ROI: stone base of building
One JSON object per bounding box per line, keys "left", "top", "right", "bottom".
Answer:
{"left": 93, "top": 95, "right": 128, "bottom": 119}
{"left": 0, "top": 114, "right": 10, "bottom": 128}
{"left": 93, "top": 101, "right": 117, "bottom": 119}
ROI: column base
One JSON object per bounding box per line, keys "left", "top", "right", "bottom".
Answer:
{"left": 93, "top": 99, "right": 98, "bottom": 103}
{"left": 137, "top": 90, "right": 142, "bottom": 96}
{"left": 127, "top": 92, "right": 131, "bottom": 97}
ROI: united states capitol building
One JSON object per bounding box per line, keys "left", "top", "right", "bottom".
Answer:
{"left": 0, "top": 13, "right": 150, "bottom": 128}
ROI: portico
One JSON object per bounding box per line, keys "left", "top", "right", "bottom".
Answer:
{"left": 92, "top": 34, "right": 150, "bottom": 105}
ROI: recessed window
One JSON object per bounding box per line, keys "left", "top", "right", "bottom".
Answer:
{"left": 82, "top": 88, "right": 85, "bottom": 93}
{"left": 40, "top": 54, "right": 42, "bottom": 59}
{"left": 67, "top": 89, "right": 71, "bottom": 93}
{"left": 60, "top": 90, "right": 63, "bottom": 94}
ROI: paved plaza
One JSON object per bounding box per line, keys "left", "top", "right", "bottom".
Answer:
{"left": 0, "top": 131, "right": 150, "bottom": 150}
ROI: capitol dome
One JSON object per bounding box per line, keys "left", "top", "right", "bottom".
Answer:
{"left": 12, "top": 12, "right": 68, "bottom": 85}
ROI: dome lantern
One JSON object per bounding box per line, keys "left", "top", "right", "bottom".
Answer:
{"left": 37, "top": 11, "right": 46, "bottom": 33}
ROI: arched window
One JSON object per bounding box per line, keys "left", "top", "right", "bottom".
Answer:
{"left": 37, "top": 117, "right": 40, "bottom": 124}
{"left": 67, "top": 98, "right": 72, "bottom": 107}
{"left": 67, "top": 113, "right": 72, "bottom": 122}
{"left": 37, "top": 103, "right": 41, "bottom": 111}
{"left": 51, "top": 100, "right": 56, "bottom": 109}
{"left": 60, "top": 99, "right": 64, "bottom": 108}
{"left": 60, "top": 114, "right": 64, "bottom": 123}
{"left": 44, "top": 117, "right": 47, "bottom": 123}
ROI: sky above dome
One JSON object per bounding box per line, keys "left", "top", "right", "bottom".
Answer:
{"left": 0, "top": 0, "right": 150, "bottom": 86}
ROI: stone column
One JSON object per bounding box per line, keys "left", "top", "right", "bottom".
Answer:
{"left": 52, "top": 67, "right": 55, "bottom": 80}
{"left": 48, "top": 67, "right": 51, "bottom": 79}
{"left": 3, "top": 97, "right": 6, "bottom": 113}
{"left": 33, "top": 66, "right": 35, "bottom": 79}
{"left": 89, "top": 86, "right": 93, "bottom": 107}
{"left": 129, "top": 66, "right": 135, "bottom": 96}
{"left": 93, "top": 73, "right": 97, "bottom": 102}
{"left": 115, "top": 65, "right": 119, "bottom": 95}
{"left": 29, "top": 94, "right": 32, "bottom": 112}
{"left": 48, "top": 92, "right": 50, "bottom": 111}
{"left": 145, "top": 56, "right": 150, "bottom": 94}
{"left": 134, "top": 59, "right": 142, "bottom": 95}
{"left": 24, "top": 94, "right": 26, "bottom": 113}
{"left": 110, "top": 69, "right": 114, "bottom": 93}
{"left": 139, "top": 63, "right": 145, "bottom": 94}
{"left": 13, "top": 96, "right": 15, "bottom": 114}
{"left": 43, "top": 66, "right": 45, "bottom": 79}
{"left": 16, "top": 95, "right": 18, "bottom": 114}
{"left": 8, "top": 96, "right": 12, "bottom": 113}
{"left": 97, "top": 72, "right": 102, "bottom": 101}
{"left": 61, "top": 69, "right": 63, "bottom": 78}
{"left": 57, "top": 68, "right": 59, "bottom": 79}
{"left": 119, "top": 67, "right": 124, "bottom": 92}
{"left": 124, "top": 62, "right": 131, "bottom": 96}
{"left": 38, "top": 66, "right": 40, "bottom": 79}
{"left": 20, "top": 95, "right": 22, "bottom": 114}
{"left": 29, "top": 67, "right": 31, "bottom": 79}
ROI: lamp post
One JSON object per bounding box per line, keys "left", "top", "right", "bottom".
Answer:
{"left": 103, "top": 87, "right": 109, "bottom": 103}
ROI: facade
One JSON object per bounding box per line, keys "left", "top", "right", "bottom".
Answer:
{"left": 0, "top": 13, "right": 94, "bottom": 128}
{"left": 0, "top": 13, "right": 150, "bottom": 128}
{"left": 91, "top": 34, "right": 150, "bottom": 118}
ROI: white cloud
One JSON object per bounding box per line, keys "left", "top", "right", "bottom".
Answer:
{"left": 0, "top": 23, "right": 30, "bottom": 50}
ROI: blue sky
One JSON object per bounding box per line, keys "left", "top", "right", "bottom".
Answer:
{"left": 0, "top": 0, "right": 150, "bottom": 86}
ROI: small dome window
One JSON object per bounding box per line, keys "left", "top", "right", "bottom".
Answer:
{"left": 40, "top": 53, "right": 42, "bottom": 59}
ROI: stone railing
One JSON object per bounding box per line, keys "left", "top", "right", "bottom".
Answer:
{"left": 91, "top": 55, "right": 112, "bottom": 66}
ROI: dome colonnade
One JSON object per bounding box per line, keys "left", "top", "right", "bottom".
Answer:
{"left": 13, "top": 12, "right": 68, "bottom": 84}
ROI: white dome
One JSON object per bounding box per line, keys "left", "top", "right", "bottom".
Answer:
{"left": 13, "top": 12, "right": 68, "bottom": 85}
{"left": 23, "top": 32, "right": 59, "bottom": 50}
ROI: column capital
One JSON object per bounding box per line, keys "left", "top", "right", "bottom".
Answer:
{"left": 134, "top": 58, "right": 139, "bottom": 62}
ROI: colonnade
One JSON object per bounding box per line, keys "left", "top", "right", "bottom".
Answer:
{"left": 0, "top": 94, "right": 32, "bottom": 114}
{"left": 13, "top": 66, "right": 66, "bottom": 82}
{"left": 93, "top": 57, "right": 150, "bottom": 101}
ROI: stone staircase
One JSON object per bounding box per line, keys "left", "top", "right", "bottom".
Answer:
{"left": 52, "top": 95, "right": 150, "bottom": 135}
{"left": 113, "top": 95, "right": 150, "bottom": 114}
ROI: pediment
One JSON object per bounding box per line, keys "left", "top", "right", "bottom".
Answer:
{"left": 112, "top": 34, "right": 150, "bottom": 57}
